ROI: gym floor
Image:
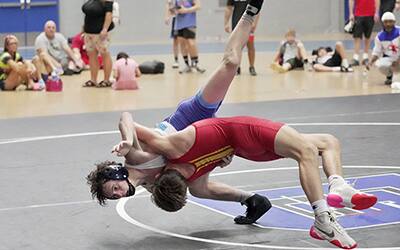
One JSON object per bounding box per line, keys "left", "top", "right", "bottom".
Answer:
{"left": 0, "top": 37, "right": 399, "bottom": 250}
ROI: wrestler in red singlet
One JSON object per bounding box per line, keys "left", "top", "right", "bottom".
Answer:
{"left": 169, "top": 116, "right": 285, "bottom": 182}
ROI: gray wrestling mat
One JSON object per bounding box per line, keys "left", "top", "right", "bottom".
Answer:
{"left": 0, "top": 93, "right": 399, "bottom": 250}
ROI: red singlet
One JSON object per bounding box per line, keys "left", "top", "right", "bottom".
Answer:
{"left": 169, "top": 116, "right": 285, "bottom": 182}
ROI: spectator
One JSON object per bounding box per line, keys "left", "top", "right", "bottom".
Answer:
{"left": 367, "top": 12, "right": 400, "bottom": 85}
{"left": 270, "top": 29, "right": 310, "bottom": 73}
{"left": 71, "top": 32, "right": 103, "bottom": 70}
{"left": 173, "top": 0, "right": 206, "bottom": 74}
{"left": 380, "top": 0, "right": 400, "bottom": 17}
{"left": 311, "top": 42, "right": 353, "bottom": 72}
{"left": 35, "top": 20, "right": 83, "bottom": 76}
{"left": 0, "top": 35, "right": 44, "bottom": 91}
{"left": 225, "top": 0, "right": 260, "bottom": 76}
{"left": 82, "top": 0, "right": 114, "bottom": 87}
{"left": 349, "top": 0, "right": 380, "bottom": 66}
{"left": 165, "top": 0, "right": 185, "bottom": 69}
{"left": 112, "top": 52, "right": 141, "bottom": 90}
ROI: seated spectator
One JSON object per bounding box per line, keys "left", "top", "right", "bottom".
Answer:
{"left": 311, "top": 42, "right": 353, "bottom": 72}
{"left": 270, "top": 29, "right": 310, "bottom": 73}
{"left": 35, "top": 20, "right": 83, "bottom": 76}
{"left": 112, "top": 52, "right": 141, "bottom": 90}
{"left": 0, "top": 35, "right": 44, "bottom": 91}
{"left": 71, "top": 32, "right": 103, "bottom": 70}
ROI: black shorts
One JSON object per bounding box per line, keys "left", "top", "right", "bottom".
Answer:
{"left": 353, "top": 16, "right": 375, "bottom": 39}
{"left": 0, "top": 79, "right": 5, "bottom": 90}
{"left": 177, "top": 27, "right": 196, "bottom": 39}
{"left": 323, "top": 51, "right": 343, "bottom": 67}
{"left": 380, "top": 0, "right": 395, "bottom": 15}
{"left": 285, "top": 57, "right": 304, "bottom": 69}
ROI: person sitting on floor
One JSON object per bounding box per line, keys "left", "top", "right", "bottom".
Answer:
{"left": 270, "top": 29, "right": 311, "bottom": 73}
{"left": 112, "top": 52, "right": 141, "bottom": 90}
{"left": 35, "top": 20, "right": 83, "bottom": 76}
{"left": 0, "top": 35, "right": 45, "bottom": 91}
{"left": 311, "top": 42, "right": 353, "bottom": 72}
{"left": 71, "top": 31, "right": 103, "bottom": 70}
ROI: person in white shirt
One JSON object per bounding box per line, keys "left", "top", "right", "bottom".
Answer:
{"left": 368, "top": 12, "right": 400, "bottom": 85}
{"left": 312, "top": 42, "right": 353, "bottom": 72}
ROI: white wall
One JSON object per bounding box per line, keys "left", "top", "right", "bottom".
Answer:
{"left": 59, "top": 0, "right": 344, "bottom": 44}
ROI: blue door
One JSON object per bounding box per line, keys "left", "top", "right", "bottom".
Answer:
{"left": 0, "top": 0, "right": 59, "bottom": 49}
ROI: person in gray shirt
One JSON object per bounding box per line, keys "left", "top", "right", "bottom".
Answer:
{"left": 35, "top": 20, "right": 83, "bottom": 76}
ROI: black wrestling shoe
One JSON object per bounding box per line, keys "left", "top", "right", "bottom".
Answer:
{"left": 236, "top": 67, "right": 241, "bottom": 75}
{"left": 234, "top": 194, "right": 272, "bottom": 224}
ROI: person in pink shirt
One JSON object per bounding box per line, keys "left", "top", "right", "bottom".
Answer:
{"left": 112, "top": 52, "right": 141, "bottom": 90}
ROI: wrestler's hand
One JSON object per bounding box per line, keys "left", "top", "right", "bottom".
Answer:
{"left": 219, "top": 155, "right": 233, "bottom": 168}
{"left": 112, "top": 140, "right": 132, "bottom": 157}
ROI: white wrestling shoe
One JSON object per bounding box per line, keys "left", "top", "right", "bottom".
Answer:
{"left": 310, "top": 211, "right": 357, "bottom": 249}
{"left": 327, "top": 182, "right": 377, "bottom": 210}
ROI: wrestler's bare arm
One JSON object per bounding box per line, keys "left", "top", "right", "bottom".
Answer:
{"left": 188, "top": 173, "right": 248, "bottom": 202}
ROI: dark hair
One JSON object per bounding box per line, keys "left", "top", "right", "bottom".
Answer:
{"left": 152, "top": 169, "right": 188, "bottom": 212}
{"left": 116, "top": 52, "right": 129, "bottom": 65}
{"left": 86, "top": 160, "right": 118, "bottom": 206}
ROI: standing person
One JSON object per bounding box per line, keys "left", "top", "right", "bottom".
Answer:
{"left": 82, "top": 0, "right": 114, "bottom": 87}
{"left": 225, "top": 0, "right": 260, "bottom": 76}
{"left": 165, "top": 0, "right": 181, "bottom": 69}
{"left": 173, "top": 0, "right": 206, "bottom": 74}
{"left": 367, "top": 12, "right": 400, "bottom": 85}
{"left": 380, "top": 0, "right": 400, "bottom": 16}
{"left": 349, "top": 0, "right": 380, "bottom": 66}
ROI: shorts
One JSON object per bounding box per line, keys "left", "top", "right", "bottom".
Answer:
{"left": 163, "top": 91, "right": 222, "bottom": 131}
{"left": 353, "top": 16, "right": 375, "bottom": 39}
{"left": 84, "top": 33, "right": 111, "bottom": 54}
{"left": 380, "top": 0, "right": 395, "bottom": 16}
{"left": 0, "top": 79, "right": 5, "bottom": 90}
{"left": 177, "top": 27, "right": 196, "bottom": 39}
{"left": 284, "top": 57, "right": 304, "bottom": 69}
{"left": 323, "top": 51, "right": 342, "bottom": 67}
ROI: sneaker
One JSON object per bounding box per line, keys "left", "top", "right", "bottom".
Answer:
{"left": 362, "top": 58, "right": 369, "bottom": 66}
{"left": 350, "top": 59, "right": 360, "bottom": 66}
{"left": 15, "top": 84, "right": 27, "bottom": 91}
{"left": 310, "top": 211, "right": 357, "bottom": 249}
{"left": 327, "top": 183, "right": 377, "bottom": 210}
{"left": 172, "top": 61, "right": 179, "bottom": 69}
{"left": 303, "top": 62, "right": 313, "bottom": 72}
{"left": 270, "top": 62, "right": 287, "bottom": 73}
{"left": 179, "top": 65, "right": 192, "bottom": 74}
{"left": 193, "top": 65, "right": 206, "bottom": 73}
{"left": 249, "top": 66, "right": 257, "bottom": 76}
{"left": 385, "top": 75, "right": 393, "bottom": 85}
{"left": 236, "top": 67, "right": 241, "bottom": 75}
{"left": 53, "top": 67, "right": 64, "bottom": 76}
{"left": 234, "top": 194, "right": 272, "bottom": 224}
{"left": 340, "top": 66, "right": 354, "bottom": 73}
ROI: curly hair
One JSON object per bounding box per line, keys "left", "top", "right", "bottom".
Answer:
{"left": 86, "top": 161, "right": 117, "bottom": 206}
{"left": 152, "top": 169, "right": 188, "bottom": 212}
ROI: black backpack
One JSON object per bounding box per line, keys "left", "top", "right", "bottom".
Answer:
{"left": 139, "top": 60, "right": 165, "bottom": 74}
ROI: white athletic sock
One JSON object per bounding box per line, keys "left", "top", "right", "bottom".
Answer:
{"left": 341, "top": 59, "right": 349, "bottom": 68}
{"left": 353, "top": 54, "right": 359, "bottom": 61}
{"left": 312, "top": 199, "right": 330, "bottom": 216}
{"left": 332, "top": 67, "right": 341, "bottom": 72}
{"left": 328, "top": 174, "right": 346, "bottom": 190}
{"left": 363, "top": 53, "right": 369, "bottom": 60}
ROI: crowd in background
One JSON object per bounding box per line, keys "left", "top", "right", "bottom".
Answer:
{"left": 1, "top": 0, "right": 400, "bottom": 92}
